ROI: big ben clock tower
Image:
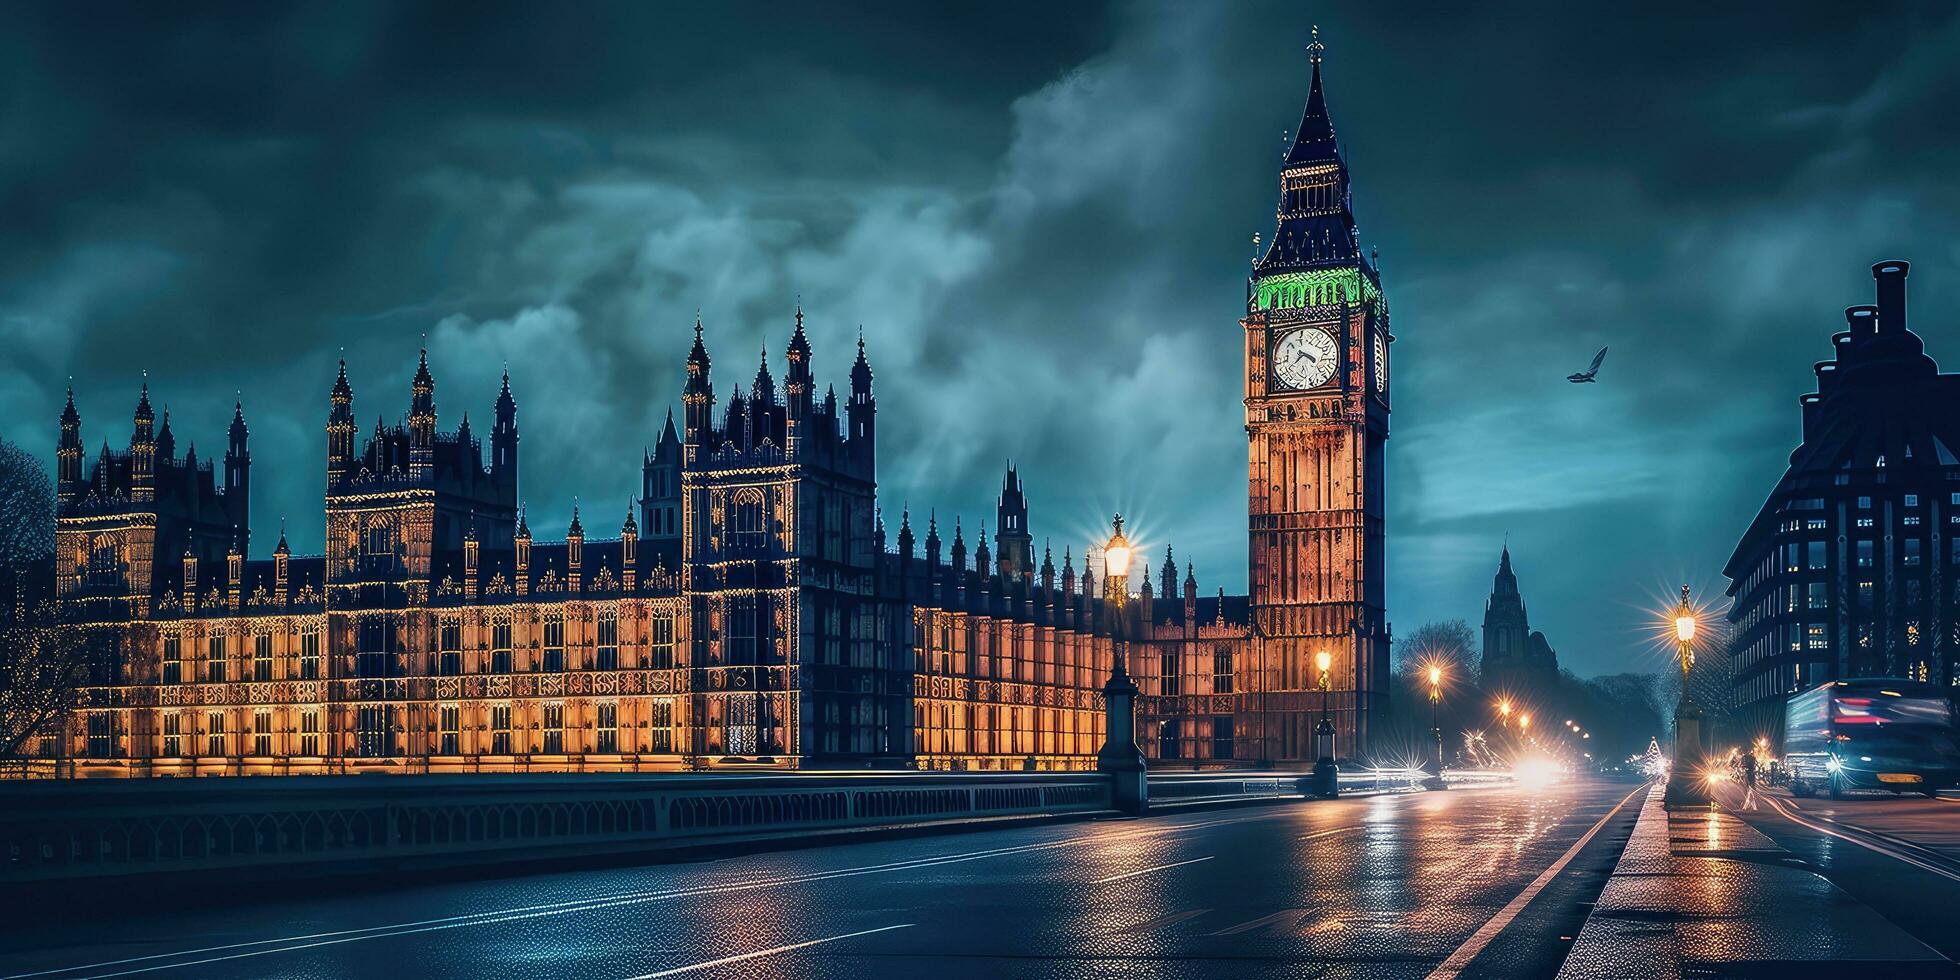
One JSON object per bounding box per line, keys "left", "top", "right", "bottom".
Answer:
{"left": 1244, "top": 31, "right": 1390, "bottom": 761}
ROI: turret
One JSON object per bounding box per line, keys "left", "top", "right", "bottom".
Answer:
{"left": 724, "top": 384, "right": 749, "bottom": 452}
{"left": 492, "top": 366, "right": 519, "bottom": 496}
{"left": 847, "top": 329, "right": 875, "bottom": 468}
{"left": 785, "top": 306, "right": 813, "bottom": 453}
{"left": 566, "top": 504, "right": 584, "bottom": 593}
{"left": 226, "top": 532, "right": 243, "bottom": 612}
{"left": 642, "top": 409, "right": 682, "bottom": 544}
{"left": 994, "top": 463, "right": 1033, "bottom": 581}
{"left": 130, "top": 378, "right": 155, "bottom": 502}
{"left": 57, "top": 385, "right": 82, "bottom": 506}
{"left": 1160, "top": 545, "right": 1177, "bottom": 599}
{"left": 225, "top": 398, "right": 250, "bottom": 554}
{"left": 273, "top": 521, "right": 291, "bottom": 603}
{"left": 327, "top": 357, "right": 356, "bottom": 488}
{"left": 683, "top": 318, "right": 713, "bottom": 464}
{"left": 408, "top": 348, "right": 436, "bottom": 480}
{"left": 897, "top": 508, "right": 915, "bottom": 560}
{"left": 621, "top": 508, "right": 638, "bottom": 591}
{"left": 462, "top": 517, "right": 479, "bottom": 601}
{"left": 155, "top": 406, "right": 175, "bottom": 462}
{"left": 514, "top": 507, "right": 531, "bottom": 597}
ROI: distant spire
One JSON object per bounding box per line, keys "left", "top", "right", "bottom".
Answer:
{"left": 568, "top": 501, "right": 583, "bottom": 536}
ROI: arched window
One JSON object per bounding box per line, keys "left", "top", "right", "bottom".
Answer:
{"left": 361, "top": 522, "right": 393, "bottom": 574}
{"left": 730, "top": 489, "right": 766, "bottom": 553}
{"left": 87, "top": 535, "right": 120, "bottom": 586}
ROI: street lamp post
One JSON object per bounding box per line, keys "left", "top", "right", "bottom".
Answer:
{"left": 1663, "top": 584, "right": 1707, "bottom": 808}
{"left": 1423, "top": 664, "right": 1448, "bottom": 790}
{"left": 1095, "top": 514, "right": 1148, "bottom": 815}
{"left": 1310, "top": 649, "right": 1339, "bottom": 798}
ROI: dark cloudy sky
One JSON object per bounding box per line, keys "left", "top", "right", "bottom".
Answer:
{"left": 4, "top": 2, "right": 1958, "bottom": 677}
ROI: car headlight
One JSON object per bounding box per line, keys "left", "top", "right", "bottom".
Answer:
{"left": 1826, "top": 757, "right": 1843, "bottom": 773}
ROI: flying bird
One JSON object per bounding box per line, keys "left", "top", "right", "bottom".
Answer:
{"left": 1567, "top": 347, "right": 1608, "bottom": 384}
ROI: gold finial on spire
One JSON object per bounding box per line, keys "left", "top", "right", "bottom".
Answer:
{"left": 1307, "top": 24, "right": 1325, "bottom": 65}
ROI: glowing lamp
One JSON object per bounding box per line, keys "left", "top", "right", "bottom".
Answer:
{"left": 1315, "top": 650, "right": 1332, "bottom": 675}
{"left": 1426, "top": 666, "right": 1442, "bottom": 686}
{"left": 1103, "top": 514, "right": 1132, "bottom": 580}
{"left": 1674, "top": 615, "right": 1697, "bottom": 643}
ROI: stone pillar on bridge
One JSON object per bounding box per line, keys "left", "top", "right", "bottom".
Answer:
{"left": 1097, "top": 659, "right": 1147, "bottom": 815}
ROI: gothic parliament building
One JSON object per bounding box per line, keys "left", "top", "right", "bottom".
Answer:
{"left": 40, "top": 45, "right": 1392, "bottom": 776}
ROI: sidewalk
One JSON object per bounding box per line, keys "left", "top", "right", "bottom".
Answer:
{"left": 1556, "top": 784, "right": 1948, "bottom": 978}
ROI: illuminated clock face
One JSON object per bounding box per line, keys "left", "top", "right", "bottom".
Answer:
{"left": 1273, "top": 327, "right": 1338, "bottom": 390}
{"left": 1373, "top": 333, "right": 1387, "bottom": 393}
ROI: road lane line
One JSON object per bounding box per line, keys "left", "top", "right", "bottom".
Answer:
{"left": 1209, "top": 909, "right": 1307, "bottom": 937}
{"left": 1120, "top": 908, "right": 1212, "bottom": 933}
{"left": 620, "top": 924, "right": 914, "bottom": 979}
{"left": 1298, "top": 825, "right": 1361, "bottom": 842}
{"left": 1757, "top": 793, "right": 1960, "bottom": 884}
{"left": 1090, "top": 855, "right": 1214, "bottom": 884}
{"left": 11, "top": 805, "right": 1302, "bottom": 980}
{"left": 1425, "top": 784, "right": 1643, "bottom": 980}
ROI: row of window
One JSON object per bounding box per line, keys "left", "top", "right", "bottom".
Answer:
{"left": 80, "top": 700, "right": 684, "bottom": 759}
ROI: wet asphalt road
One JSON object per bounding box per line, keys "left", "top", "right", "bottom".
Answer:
{"left": 1724, "top": 783, "right": 1960, "bottom": 962}
{"left": 1, "top": 780, "right": 1646, "bottom": 980}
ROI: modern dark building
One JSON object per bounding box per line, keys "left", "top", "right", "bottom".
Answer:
{"left": 1724, "top": 260, "right": 1960, "bottom": 737}
{"left": 1478, "top": 546, "right": 1559, "bottom": 696}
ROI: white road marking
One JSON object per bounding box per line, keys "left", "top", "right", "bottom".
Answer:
{"left": 1759, "top": 793, "right": 1960, "bottom": 884}
{"left": 1298, "top": 825, "right": 1361, "bottom": 842}
{"left": 620, "top": 924, "right": 914, "bottom": 979}
{"left": 1120, "top": 908, "right": 1212, "bottom": 933}
{"left": 9, "top": 807, "right": 1298, "bottom": 980}
{"left": 1210, "top": 908, "right": 1308, "bottom": 936}
{"left": 1425, "top": 784, "right": 1644, "bottom": 980}
{"left": 1090, "top": 855, "right": 1214, "bottom": 884}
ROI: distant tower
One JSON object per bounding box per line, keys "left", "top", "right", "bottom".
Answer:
{"left": 848, "top": 330, "right": 875, "bottom": 469}
{"left": 641, "top": 409, "right": 683, "bottom": 553}
{"left": 225, "top": 398, "right": 250, "bottom": 556}
{"left": 327, "top": 358, "right": 356, "bottom": 489}
{"left": 994, "top": 463, "right": 1033, "bottom": 582}
{"left": 785, "top": 306, "right": 813, "bottom": 454}
{"left": 130, "top": 380, "right": 155, "bottom": 502}
{"left": 683, "top": 319, "right": 713, "bottom": 465}
{"left": 1480, "top": 546, "right": 1529, "bottom": 691}
{"left": 57, "top": 385, "right": 82, "bottom": 507}
{"left": 408, "top": 348, "right": 436, "bottom": 481}
{"left": 492, "top": 366, "right": 519, "bottom": 505}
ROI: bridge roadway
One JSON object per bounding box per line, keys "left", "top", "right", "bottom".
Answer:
{"left": 1722, "top": 783, "right": 1960, "bottom": 962}
{"left": 0, "top": 780, "right": 1646, "bottom": 980}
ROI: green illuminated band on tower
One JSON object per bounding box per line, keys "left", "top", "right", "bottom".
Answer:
{"left": 1253, "top": 267, "right": 1384, "bottom": 315}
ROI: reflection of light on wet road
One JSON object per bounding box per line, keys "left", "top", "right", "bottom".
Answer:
{"left": 620, "top": 923, "right": 915, "bottom": 979}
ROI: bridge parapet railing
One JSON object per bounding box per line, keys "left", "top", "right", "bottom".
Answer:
{"left": 0, "top": 771, "right": 1112, "bottom": 883}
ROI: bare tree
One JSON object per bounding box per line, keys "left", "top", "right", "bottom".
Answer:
{"left": 1394, "top": 619, "right": 1477, "bottom": 679}
{"left": 0, "top": 436, "right": 53, "bottom": 568}
{"left": 0, "top": 436, "right": 77, "bottom": 768}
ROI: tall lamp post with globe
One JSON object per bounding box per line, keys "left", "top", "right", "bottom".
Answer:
{"left": 1423, "top": 664, "right": 1448, "bottom": 790}
{"left": 1095, "top": 515, "right": 1147, "bottom": 814}
{"left": 1310, "top": 649, "right": 1339, "bottom": 798}
{"left": 1662, "top": 584, "right": 1707, "bottom": 808}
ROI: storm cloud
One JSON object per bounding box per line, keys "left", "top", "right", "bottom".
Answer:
{"left": 3, "top": 1, "right": 1958, "bottom": 677}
